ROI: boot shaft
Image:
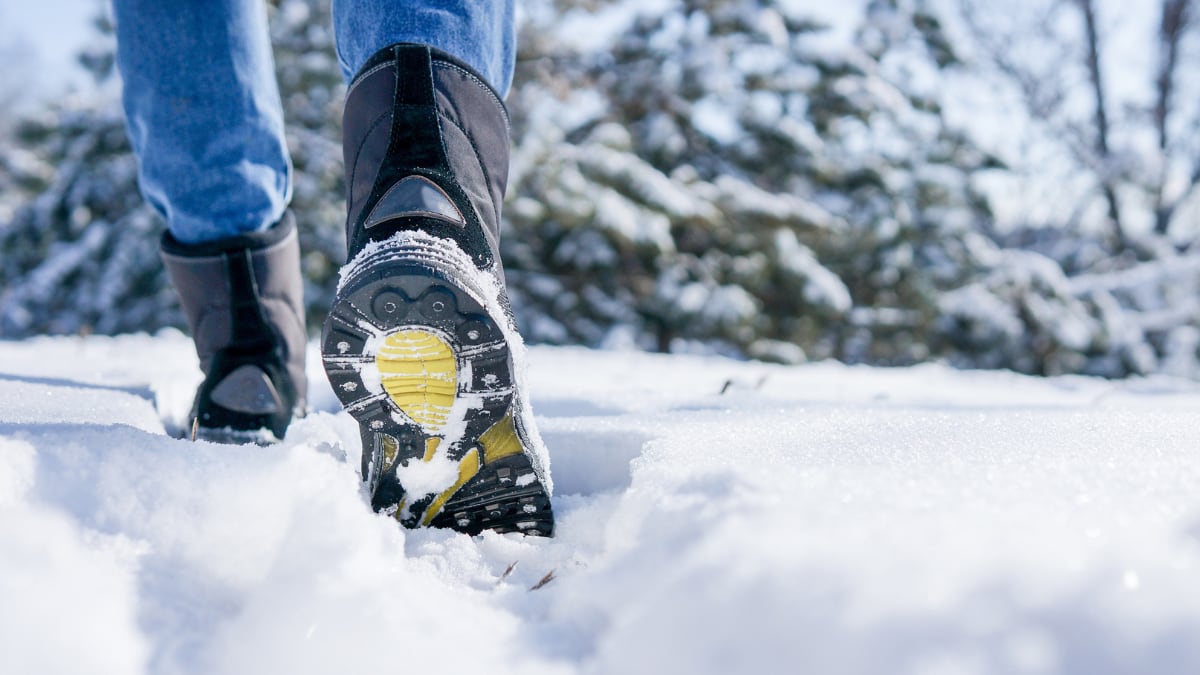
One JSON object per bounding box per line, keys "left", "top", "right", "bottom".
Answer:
{"left": 342, "top": 44, "right": 510, "bottom": 270}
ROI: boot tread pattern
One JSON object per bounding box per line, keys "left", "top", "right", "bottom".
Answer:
{"left": 322, "top": 239, "right": 553, "bottom": 537}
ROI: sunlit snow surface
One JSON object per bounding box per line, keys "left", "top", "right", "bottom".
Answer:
{"left": 3, "top": 331, "right": 1200, "bottom": 674}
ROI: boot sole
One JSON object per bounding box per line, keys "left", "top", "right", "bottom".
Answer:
{"left": 321, "top": 236, "right": 554, "bottom": 537}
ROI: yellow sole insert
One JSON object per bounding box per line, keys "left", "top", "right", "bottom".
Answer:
{"left": 422, "top": 447, "right": 481, "bottom": 526}
{"left": 480, "top": 413, "right": 523, "bottom": 463}
{"left": 419, "top": 415, "right": 526, "bottom": 525}
{"left": 376, "top": 329, "right": 458, "bottom": 433}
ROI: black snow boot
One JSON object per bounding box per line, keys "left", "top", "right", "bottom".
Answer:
{"left": 161, "top": 213, "right": 307, "bottom": 443}
{"left": 321, "top": 44, "right": 554, "bottom": 536}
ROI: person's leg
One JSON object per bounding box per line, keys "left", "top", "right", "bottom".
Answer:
{"left": 331, "top": 0, "right": 515, "bottom": 95}
{"left": 323, "top": 2, "right": 553, "bottom": 535}
{"left": 114, "top": 0, "right": 306, "bottom": 442}
{"left": 113, "top": 0, "right": 291, "bottom": 244}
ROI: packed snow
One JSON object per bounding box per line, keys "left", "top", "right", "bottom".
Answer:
{"left": 2, "top": 332, "right": 1200, "bottom": 674}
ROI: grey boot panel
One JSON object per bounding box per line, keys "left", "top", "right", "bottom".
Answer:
{"left": 429, "top": 60, "right": 511, "bottom": 236}
{"left": 160, "top": 213, "right": 307, "bottom": 439}
{"left": 341, "top": 44, "right": 510, "bottom": 267}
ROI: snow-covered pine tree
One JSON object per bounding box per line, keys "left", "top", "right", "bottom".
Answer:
{"left": 0, "top": 0, "right": 346, "bottom": 337}
{"left": 4, "top": 0, "right": 1197, "bottom": 378}
{"left": 0, "top": 6, "right": 167, "bottom": 337}
{"left": 503, "top": 0, "right": 995, "bottom": 363}
{"left": 933, "top": 0, "right": 1200, "bottom": 377}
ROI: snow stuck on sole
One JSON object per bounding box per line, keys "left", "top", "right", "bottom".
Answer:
{"left": 3, "top": 332, "right": 1200, "bottom": 674}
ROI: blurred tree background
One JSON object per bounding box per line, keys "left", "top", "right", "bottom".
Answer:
{"left": 2, "top": 0, "right": 1199, "bottom": 378}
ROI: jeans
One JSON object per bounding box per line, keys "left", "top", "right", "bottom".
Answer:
{"left": 113, "top": 0, "right": 515, "bottom": 245}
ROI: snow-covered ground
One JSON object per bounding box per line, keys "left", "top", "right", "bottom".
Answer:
{"left": 3, "top": 332, "right": 1200, "bottom": 674}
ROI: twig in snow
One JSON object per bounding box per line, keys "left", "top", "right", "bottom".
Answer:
{"left": 498, "top": 561, "right": 519, "bottom": 584}
{"left": 530, "top": 570, "right": 556, "bottom": 591}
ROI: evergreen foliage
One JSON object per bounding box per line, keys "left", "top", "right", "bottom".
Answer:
{"left": 0, "top": 0, "right": 346, "bottom": 337}
{"left": 504, "top": 0, "right": 994, "bottom": 364}
{"left": 2, "top": 0, "right": 1199, "bottom": 378}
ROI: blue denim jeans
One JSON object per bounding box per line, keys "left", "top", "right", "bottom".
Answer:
{"left": 113, "top": 0, "right": 515, "bottom": 244}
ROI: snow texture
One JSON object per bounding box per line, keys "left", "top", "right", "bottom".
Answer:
{"left": 3, "top": 333, "right": 1200, "bottom": 674}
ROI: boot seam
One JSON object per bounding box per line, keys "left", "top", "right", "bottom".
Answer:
{"left": 347, "top": 45, "right": 509, "bottom": 126}
{"left": 432, "top": 61, "right": 510, "bottom": 130}
{"left": 344, "top": 62, "right": 394, "bottom": 99}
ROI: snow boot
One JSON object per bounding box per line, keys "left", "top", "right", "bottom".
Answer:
{"left": 161, "top": 213, "right": 308, "bottom": 444}
{"left": 321, "top": 44, "right": 554, "bottom": 536}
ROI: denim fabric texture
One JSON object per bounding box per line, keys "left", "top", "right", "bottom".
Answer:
{"left": 332, "top": 0, "right": 515, "bottom": 95}
{"left": 113, "top": 0, "right": 514, "bottom": 244}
